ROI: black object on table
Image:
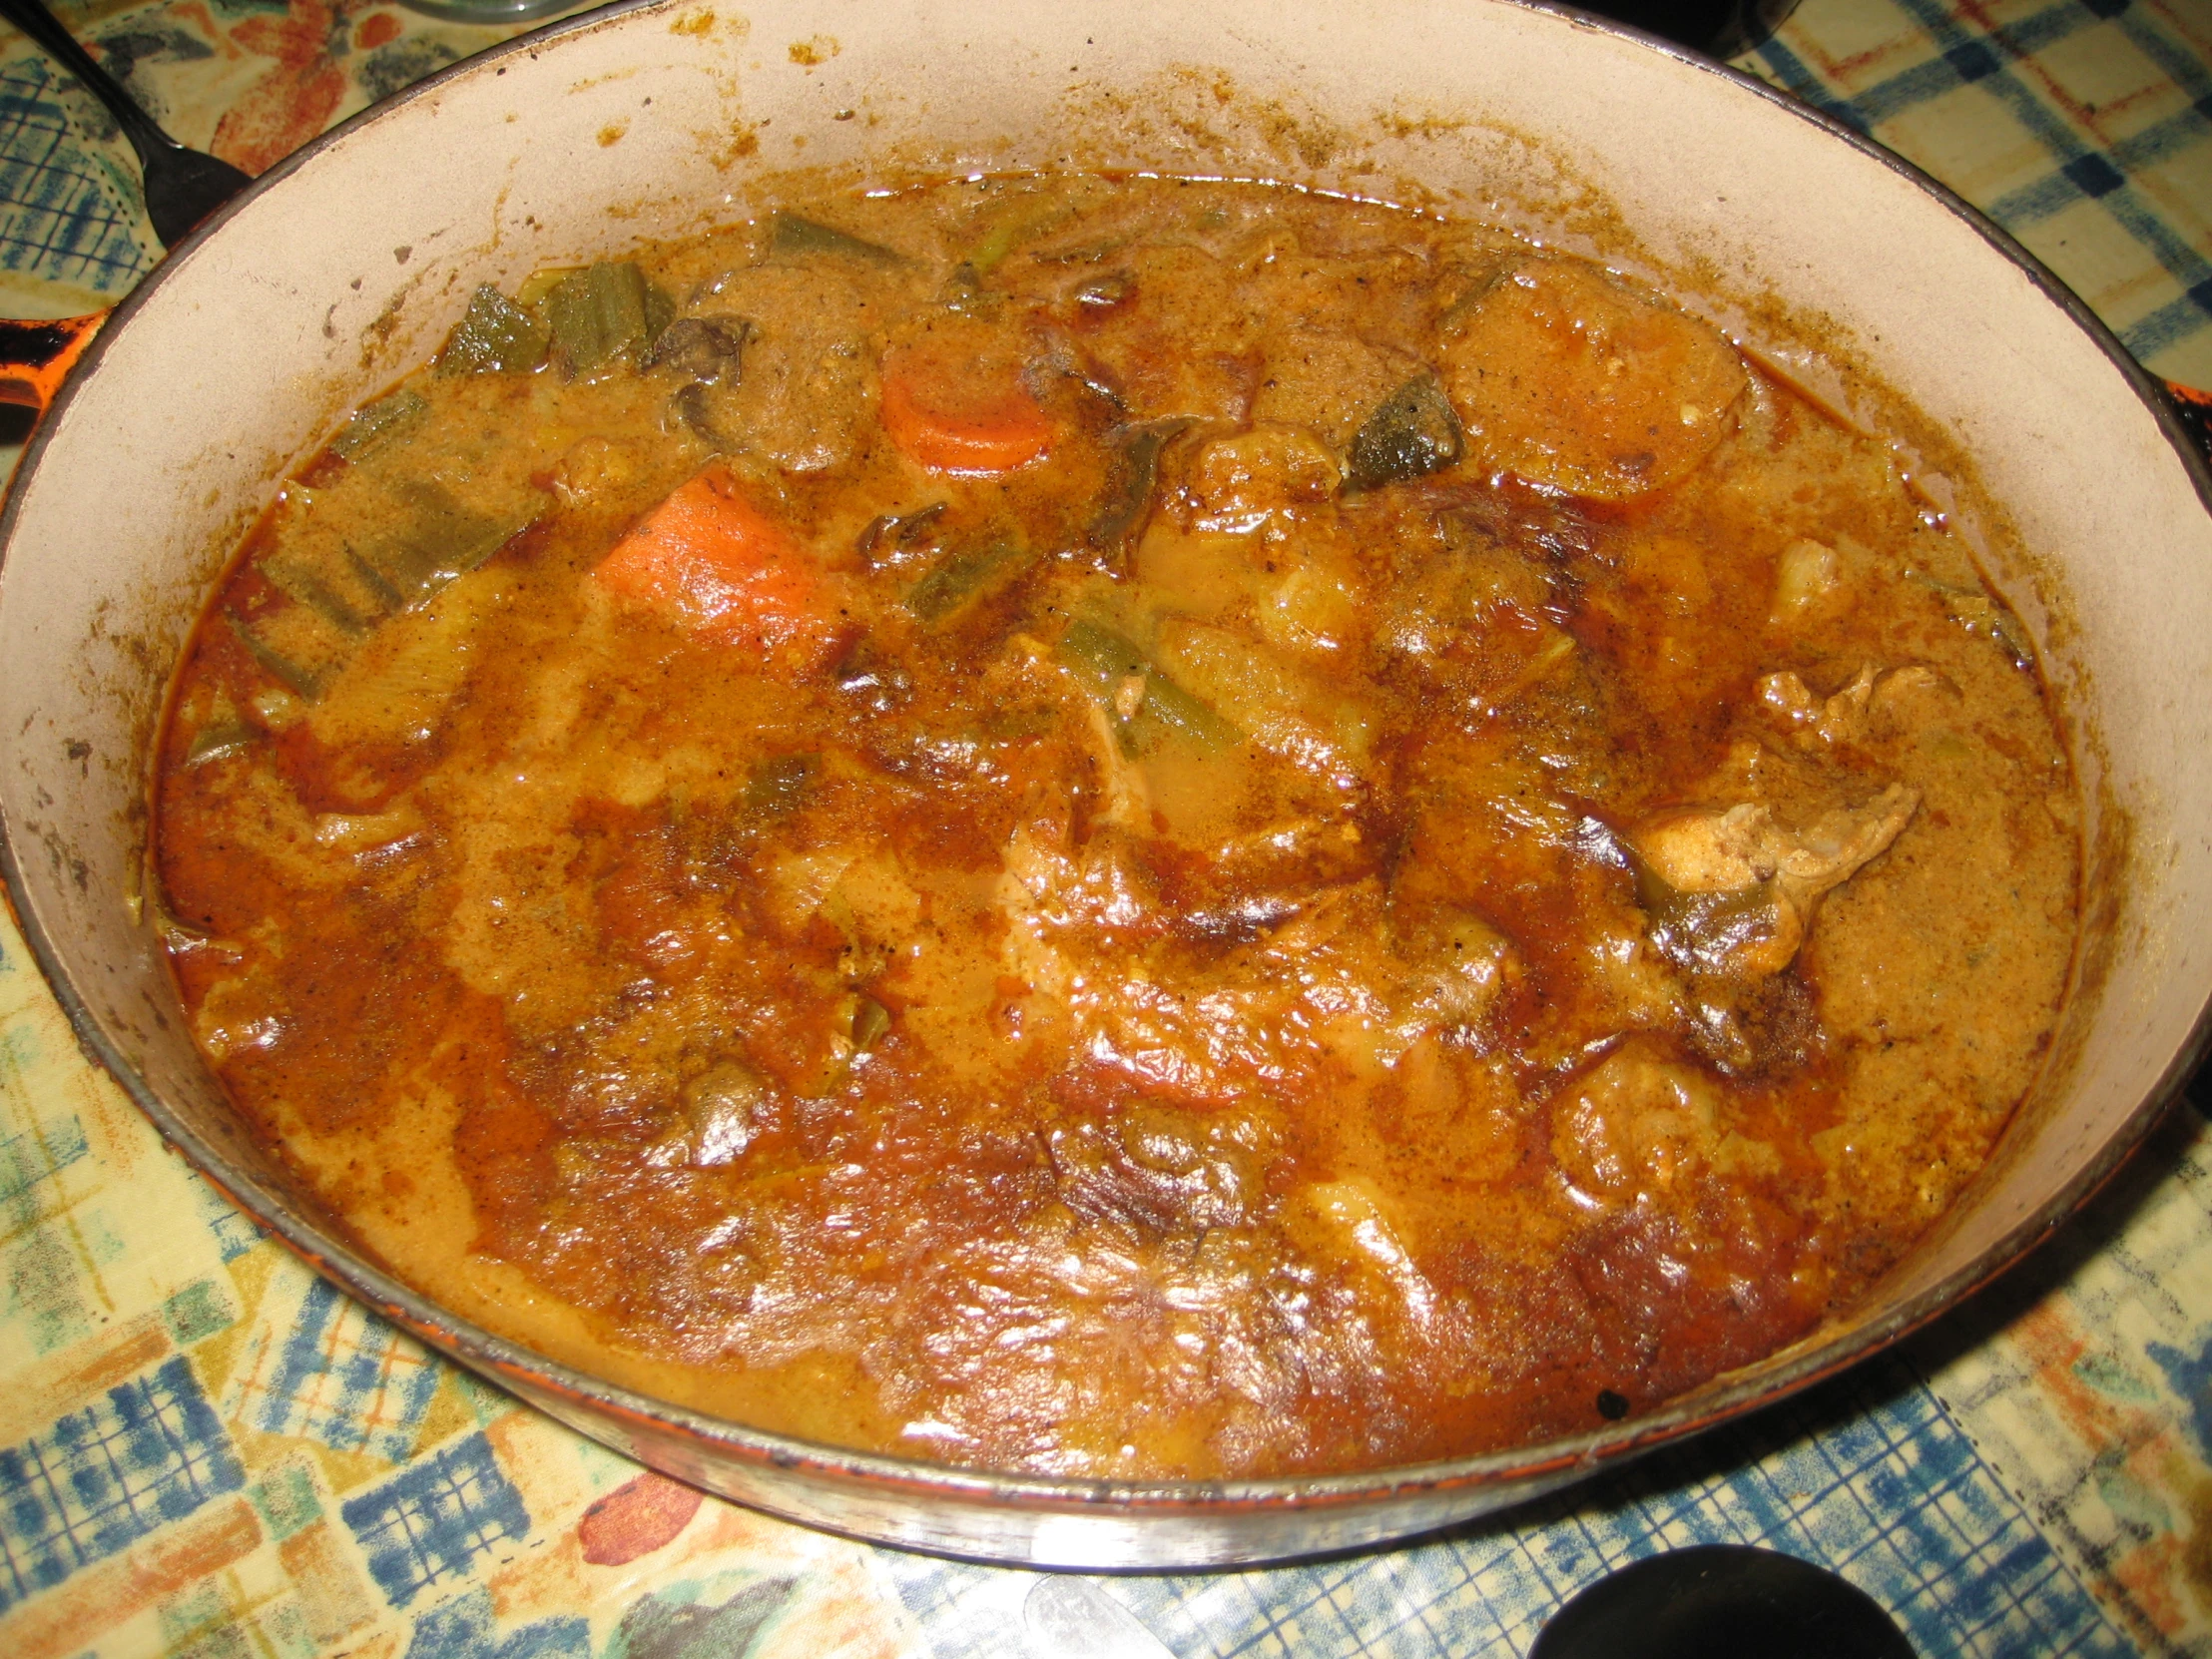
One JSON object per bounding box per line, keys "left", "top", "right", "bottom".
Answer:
{"left": 1531, "top": 1544, "right": 1917, "bottom": 1659}
{"left": 1569, "top": 0, "right": 1802, "bottom": 57}
{"left": 0, "top": 0, "right": 251, "bottom": 249}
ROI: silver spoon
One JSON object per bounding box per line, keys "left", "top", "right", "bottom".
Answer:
{"left": 0, "top": 0, "right": 252, "bottom": 249}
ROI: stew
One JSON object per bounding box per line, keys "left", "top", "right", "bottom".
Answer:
{"left": 153, "top": 175, "right": 2078, "bottom": 1478}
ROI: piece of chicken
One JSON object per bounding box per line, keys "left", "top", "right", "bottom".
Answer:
{"left": 1757, "top": 664, "right": 1947, "bottom": 752}
{"left": 1634, "top": 782, "right": 1920, "bottom": 976}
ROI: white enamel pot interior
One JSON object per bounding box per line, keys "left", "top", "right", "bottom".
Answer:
{"left": 3, "top": 0, "right": 2210, "bottom": 1570}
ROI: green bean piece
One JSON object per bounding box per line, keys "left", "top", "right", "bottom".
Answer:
{"left": 769, "top": 213, "right": 906, "bottom": 267}
{"left": 546, "top": 262, "right": 672, "bottom": 375}
{"left": 1346, "top": 375, "right": 1464, "bottom": 491}
{"left": 1055, "top": 619, "right": 1239, "bottom": 754}
{"left": 904, "top": 540, "right": 1039, "bottom": 625}
{"left": 436, "top": 284, "right": 550, "bottom": 375}
{"left": 850, "top": 996, "right": 892, "bottom": 1052}
{"left": 744, "top": 753, "right": 818, "bottom": 814}
{"left": 330, "top": 389, "right": 428, "bottom": 462}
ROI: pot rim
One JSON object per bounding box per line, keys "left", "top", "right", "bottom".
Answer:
{"left": 3, "top": 0, "right": 2209, "bottom": 1537}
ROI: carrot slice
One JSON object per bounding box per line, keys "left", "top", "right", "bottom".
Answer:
{"left": 878, "top": 327, "right": 1055, "bottom": 476}
{"left": 592, "top": 467, "right": 838, "bottom": 673}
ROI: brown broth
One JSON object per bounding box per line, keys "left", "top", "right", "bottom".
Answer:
{"left": 153, "top": 176, "right": 2078, "bottom": 1478}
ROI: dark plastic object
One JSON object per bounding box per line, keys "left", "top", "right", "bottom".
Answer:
{"left": 0, "top": 0, "right": 251, "bottom": 248}
{"left": 1531, "top": 1545, "right": 1916, "bottom": 1659}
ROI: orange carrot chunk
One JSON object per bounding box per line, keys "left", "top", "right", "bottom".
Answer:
{"left": 878, "top": 330, "right": 1055, "bottom": 476}
{"left": 592, "top": 466, "right": 838, "bottom": 673}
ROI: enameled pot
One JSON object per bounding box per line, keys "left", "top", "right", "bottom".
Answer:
{"left": 3, "top": 0, "right": 2210, "bottom": 1570}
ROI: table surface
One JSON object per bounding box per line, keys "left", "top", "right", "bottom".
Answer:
{"left": 2, "top": 1, "right": 2210, "bottom": 1655}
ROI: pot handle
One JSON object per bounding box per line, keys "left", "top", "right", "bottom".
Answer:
{"left": 2170, "top": 380, "right": 2212, "bottom": 472}
{"left": 0, "top": 310, "right": 107, "bottom": 420}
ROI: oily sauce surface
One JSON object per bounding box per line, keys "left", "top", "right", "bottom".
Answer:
{"left": 155, "top": 177, "right": 2078, "bottom": 1478}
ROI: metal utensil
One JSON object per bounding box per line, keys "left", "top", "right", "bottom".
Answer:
{"left": 0, "top": 0, "right": 251, "bottom": 249}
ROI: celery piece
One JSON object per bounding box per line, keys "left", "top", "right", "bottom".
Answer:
{"left": 515, "top": 266, "right": 580, "bottom": 307}
{"left": 358, "top": 481, "right": 534, "bottom": 606}
{"left": 436, "top": 284, "right": 550, "bottom": 376}
{"left": 904, "top": 539, "right": 1039, "bottom": 625}
{"left": 1055, "top": 618, "right": 1239, "bottom": 753}
{"left": 769, "top": 213, "right": 905, "bottom": 267}
{"left": 330, "top": 389, "right": 428, "bottom": 462}
{"left": 546, "top": 262, "right": 671, "bottom": 375}
{"left": 258, "top": 552, "right": 376, "bottom": 637}
{"left": 225, "top": 613, "right": 326, "bottom": 700}
{"left": 1346, "top": 375, "right": 1463, "bottom": 491}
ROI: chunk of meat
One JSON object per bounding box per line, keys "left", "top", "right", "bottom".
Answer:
{"left": 673, "top": 268, "right": 875, "bottom": 471}
{"left": 1184, "top": 426, "right": 1342, "bottom": 531}
{"left": 1440, "top": 259, "right": 1746, "bottom": 500}
{"left": 1635, "top": 784, "right": 1919, "bottom": 975}
{"left": 1758, "top": 665, "right": 1947, "bottom": 752}
{"left": 1550, "top": 1040, "right": 1780, "bottom": 1216}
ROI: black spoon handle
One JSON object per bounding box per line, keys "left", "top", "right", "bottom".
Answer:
{"left": 0, "top": 0, "right": 175, "bottom": 167}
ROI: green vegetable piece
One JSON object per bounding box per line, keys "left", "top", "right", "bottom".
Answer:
{"left": 185, "top": 718, "right": 256, "bottom": 768}
{"left": 850, "top": 996, "right": 892, "bottom": 1051}
{"left": 330, "top": 389, "right": 428, "bottom": 462}
{"left": 344, "top": 544, "right": 404, "bottom": 614}
{"left": 744, "top": 753, "right": 817, "bottom": 813}
{"left": 1086, "top": 420, "right": 1186, "bottom": 562}
{"left": 437, "top": 284, "right": 550, "bottom": 375}
{"left": 546, "top": 262, "right": 672, "bottom": 375}
{"left": 1055, "top": 618, "right": 1239, "bottom": 754}
{"left": 904, "top": 540, "right": 1040, "bottom": 625}
{"left": 1346, "top": 375, "right": 1464, "bottom": 491}
{"left": 769, "top": 213, "right": 905, "bottom": 267}
{"left": 225, "top": 613, "right": 325, "bottom": 700}
{"left": 357, "top": 481, "right": 534, "bottom": 607}
{"left": 258, "top": 553, "right": 376, "bottom": 637}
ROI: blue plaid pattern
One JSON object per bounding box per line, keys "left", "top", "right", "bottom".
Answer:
{"left": 1746, "top": 0, "right": 2212, "bottom": 378}
{"left": 0, "top": 1107, "right": 86, "bottom": 1218}
{"left": 340, "top": 1432, "right": 532, "bottom": 1611}
{"left": 0, "top": 1354, "right": 246, "bottom": 1614}
{"left": 237, "top": 1276, "right": 441, "bottom": 1462}
{"left": 884, "top": 1355, "right": 2127, "bottom": 1658}
{"left": 0, "top": 55, "right": 149, "bottom": 291}
{"left": 399, "top": 1586, "right": 590, "bottom": 1659}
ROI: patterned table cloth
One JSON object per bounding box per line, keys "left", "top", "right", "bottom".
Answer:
{"left": 2, "top": 0, "right": 2211, "bottom": 1655}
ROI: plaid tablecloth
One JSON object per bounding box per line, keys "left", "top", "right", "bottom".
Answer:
{"left": 3, "top": 1, "right": 2211, "bottom": 1655}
